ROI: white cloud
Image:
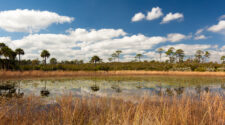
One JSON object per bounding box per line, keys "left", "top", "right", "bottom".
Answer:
{"left": 194, "top": 28, "right": 208, "bottom": 40}
{"left": 194, "top": 35, "right": 207, "bottom": 40}
{"left": 146, "top": 7, "right": 163, "bottom": 21}
{"left": 0, "top": 9, "right": 74, "bottom": 33}
{"left": 68, "top": 28, "right": 126, "bottom": 42}
{"left": 167, "top": 33, "right": 189, "bottom": 42}
{"left": 8, "top": 28, "right": 127, "bottom": 60}
{"left": 131, "top": 12, "right": 145, "bottom": 22}
{"left": 160, "top": 44, "right": 212, "bottom": 57}
{"left": 221, "top": 45, "right": 225, "bottom": 51}
{"left": 145, "top": 51, "right": 163, "bottom": 61}
{"left": 195, "top": 28, "right": 204, "bottom": 35}
{"left": 0, "top": 37, "right": 11, "bottom": 43}
{"left": 6, "top": 28, "right": 172, "bottom": 62}
{"left": 219, "top": 15, "right": 225, "bottom": 20}
{"left": 208, "top": 20, "right": 225, "bottom": 32}
{"left": 5, "top": 28, "right": 222, "bottom": 62}
{"left": 207, "top": 50, "right": 225, "bottom": 63}
{"left": 145, "top": 44, "right": 224, "bottom": 62}
{"left": 161, "top": 12, "right": 184, "bottom": 24}
{"left": 158, "top": 44, "right": 225, "bottom": 62}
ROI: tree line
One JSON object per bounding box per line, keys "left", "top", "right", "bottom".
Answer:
{"left": 0, "top": 43, "right": 224, "bottom": 71}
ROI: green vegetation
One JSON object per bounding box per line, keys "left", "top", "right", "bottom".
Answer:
{"left": 0, "top": 43, "right": 224, "bottom": 71}
{"left": 40, "top": 50, "right": 50, "bottom": 65}
{"left": 135, "top": 54, "right": 143, "bottom": 62}
{"left": 15, "top": 48, "right": 25, "bottom": 65}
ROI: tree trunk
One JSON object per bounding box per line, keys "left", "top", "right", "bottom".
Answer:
{"left": 160, "top": 53, "right": 161, "bottom": 62}
{"left": 19, "top": 54, "right": 20, "bottom": 65}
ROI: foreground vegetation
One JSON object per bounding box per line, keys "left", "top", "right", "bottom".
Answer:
{"left": 0, "top": 93, "right": 224, "bottom": 125}
{"left": 0, "top": 43, "right": 224, "bottom": 71}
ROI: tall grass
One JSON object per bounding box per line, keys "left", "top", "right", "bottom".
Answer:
{"left": 0, "top": 70, "right": 225, "bottom": 79}
{"left": 0, "top": 93, "right": 224, "bottom": 125}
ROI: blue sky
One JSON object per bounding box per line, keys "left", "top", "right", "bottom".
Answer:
{"left": 0, "top": 0, "right": 224, "bottom": 62}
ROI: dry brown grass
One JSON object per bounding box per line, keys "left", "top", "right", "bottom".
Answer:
{"left": 0, "top": 70, "right": 225, "bottom": 79}
{"left": 0, "top": 94, "right": 224, "bottom": 125}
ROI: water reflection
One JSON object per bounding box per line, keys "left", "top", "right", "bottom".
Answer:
{"left": 0, "top": 78, "right": 224, "bottom": 98}
{"left": 174, "top": 87, "right": 185, "bottom": 95}
{"left": 40, "top": 81, "right": 50, "bottom": 97}
{"left": 195, "top": 85, "right": 201, "bottom": 95}
{"left": 111, "top": 85, "right": 122, "bottom": 93}
{"left": 0, "top": 82, "right": 24, "bottom": 98}
{"left": 136, "top": 81, "right": 142, "bottom": 89}
{"left": 204, "top": 87, "right": 209, "bottom": 93}
{"left": 166, "top": 88, "right": 174, "bottom": 96}
{"left": 90, "top": 85, "right": 100, "bottom": 92}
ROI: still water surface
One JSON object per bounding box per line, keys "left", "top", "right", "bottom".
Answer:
{"left": 1, "top": 76, "right": 224, "bottom": 99}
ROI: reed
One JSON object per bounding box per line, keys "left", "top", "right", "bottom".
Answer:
{"left": 0, "top": 70, "right": 225, "bottom": 79}
{"left": 0, "top": 93, "right": 224, "bottom": 125}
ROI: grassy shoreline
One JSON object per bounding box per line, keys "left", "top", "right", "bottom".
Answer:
{"left": 0, "top": 94, "right": 224, "bottom": 125}
{"left": 0, "top": 70, "right": 225, "bottom": 79}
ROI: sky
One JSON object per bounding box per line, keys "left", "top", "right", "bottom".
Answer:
{"left": 0, "top": 0, "right": 224, "bottom": 62}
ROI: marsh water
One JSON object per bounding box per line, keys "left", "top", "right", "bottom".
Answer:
{"left": 0, "top": 75, "right": 225, "bottom": 99}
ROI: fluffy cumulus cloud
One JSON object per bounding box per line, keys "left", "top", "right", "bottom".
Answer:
{"left": 194, "top": 35, "right": 207, "bottom": 40}
{"left": 0, "top": 9, "right": 74, "bottom": 33}
{"left": 146, "top": 7, "right": 163, "bottom": 21}
{"left": 161, "top": 12, "right": 184, "bottom": 24}
{"left": 167, "top": 33, "right": 190, "bottom": 42}
{"left": 0, "top": 37, "right": 11, "bottom": 43}
{"left": 67, "top": 28, "right": 126, "bottom": 41}
{"left": 208, "top": 20, "right": 225, "bottom": 32}
{"left": 3, "top": 28, "right": 223, "bottom": 62}
{"left": 131, "top": 12, "right": 145, "bottom": 22}
{"left": 7, "top": 28, "right": 127, "bottom": 60}
{"left": 4, "top": 28, "right": 193, "bottom": 62}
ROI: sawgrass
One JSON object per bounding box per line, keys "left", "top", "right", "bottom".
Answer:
{"left": 0, "top": 93, "right": 224, "bottom": 125}
{"left": 0, "top": 70, "right": 225, "bottom": 80}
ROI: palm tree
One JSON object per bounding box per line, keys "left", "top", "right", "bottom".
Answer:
{"left": 1, "top": 46, "right": 16, "bottom": 60}
{"left": 175, "top": 49, "right": 185, "bottom": 63}
{"left": 157, "top": 48, "right": 164, "bottom": 62}
{"left": 115, "top": 50, "right": 122, "bottom": 62}
{"left": 135, "top": 54, "right": 143, "bottom": 62}
{"left": 1, "top": 46, "right": 16, "bottom": 69}
{"left": 15, "top": 48, "right": 25, "bottom": 65}
{"left": 90, "top": 55, "right": 101, "bottom": 64}
{"left": 41, "top": 50, "right": 50, "bottom": 65}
